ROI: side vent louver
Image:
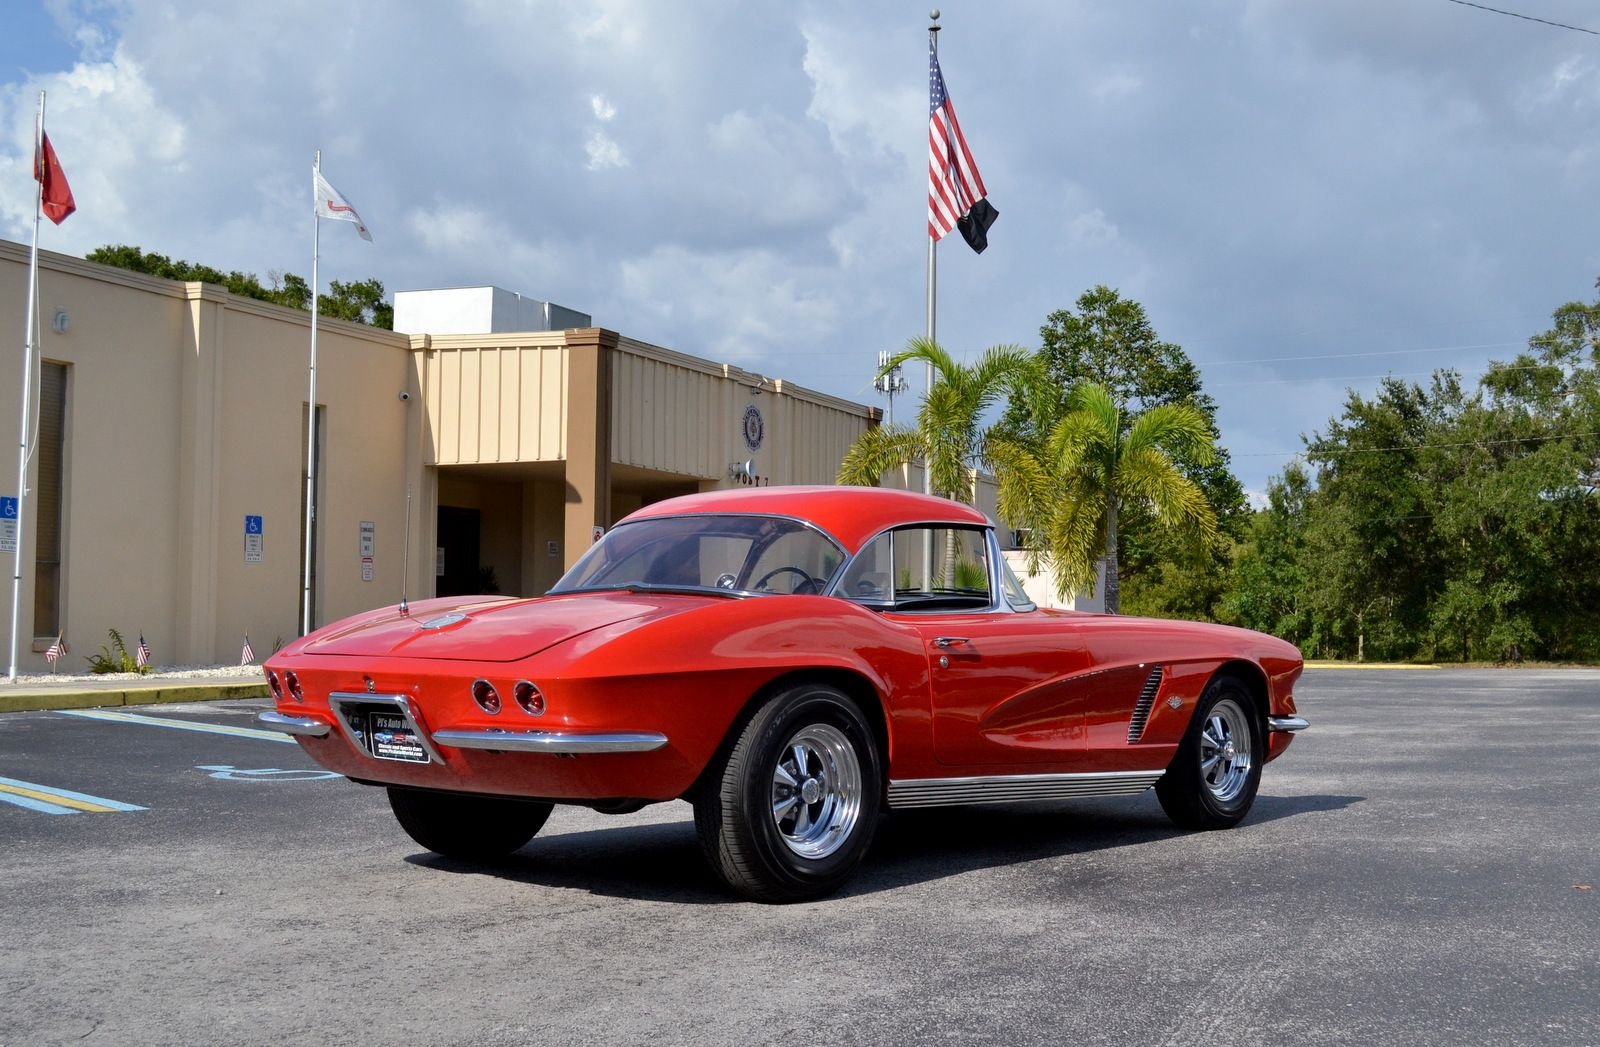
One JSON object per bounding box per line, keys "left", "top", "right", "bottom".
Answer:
{"left": 1127, "top": 666, "right": 1164, "bottom": 743}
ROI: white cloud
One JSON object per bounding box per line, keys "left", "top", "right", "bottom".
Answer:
{"left": 1067, "top": 208, "right": 1120, "bottom": 247}
{"left": 584, "top": 130, "right": 625, "bottom": 170}
{"left": 5, "top": 0, "right": 1600, "bottom": 497}
{"left": 618, "top": 245, "right": 840, "bottom": 365}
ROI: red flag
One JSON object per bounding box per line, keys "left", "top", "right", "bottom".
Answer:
{"left": 34, "top": 131, "right": 76, "bottom": 225}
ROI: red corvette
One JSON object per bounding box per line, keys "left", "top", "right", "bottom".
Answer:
{"left": 260, "top": 486, "right": 1307, "bottom": 901}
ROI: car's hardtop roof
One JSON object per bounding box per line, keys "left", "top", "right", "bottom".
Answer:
{"left": 620, "top": 486, "right": 991, "bottom": 553}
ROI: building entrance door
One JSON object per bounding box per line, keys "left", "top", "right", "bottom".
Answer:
{"left": 435, "top": 505, "right": 482, "bottom": 597}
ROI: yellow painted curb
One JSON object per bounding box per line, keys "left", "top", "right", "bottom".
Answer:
{"left": 0, "top": 682, "right": 269, "bottom": 714}
{"left": 1302, "top": 661, "right": 1440, "bottom": 670}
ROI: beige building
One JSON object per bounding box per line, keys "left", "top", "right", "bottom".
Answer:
{"left": 0, "top": 240, "right": 879, "bottom": 671}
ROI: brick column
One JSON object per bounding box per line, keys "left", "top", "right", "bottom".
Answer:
{"left": 563, "top": 328, "right": 616, "bottom": 569}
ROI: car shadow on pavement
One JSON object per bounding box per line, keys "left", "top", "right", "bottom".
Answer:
{"left": 405, "top": 791, "right": 1363, "bottom": 904}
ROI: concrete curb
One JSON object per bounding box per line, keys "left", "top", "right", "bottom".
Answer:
{"left": 0, "top": 682, "right": 269, "bottom": 715}
{"left": 1303, "top": 661, "right": 1441, "bottom": 670}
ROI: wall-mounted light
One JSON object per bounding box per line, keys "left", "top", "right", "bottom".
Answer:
{"left": 51, "top": 309, "right": 69, "bottom": 334}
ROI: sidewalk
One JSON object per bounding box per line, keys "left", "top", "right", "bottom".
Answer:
{"left": 0, "top": 670, "right": 269, "bottom": 714}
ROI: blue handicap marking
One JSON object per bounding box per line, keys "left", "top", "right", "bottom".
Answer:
{"left": 1, "top": 496, "right": 17, "bottom": 519}
{"left": 245, "top": 515, "right": 263, "bottom": 535}
{"left": 196, "top": 764, "right": 340, "bottom": 782}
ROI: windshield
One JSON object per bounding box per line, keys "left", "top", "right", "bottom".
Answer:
{"left": 551, "top": 514, "right": 845, "bottom": 596}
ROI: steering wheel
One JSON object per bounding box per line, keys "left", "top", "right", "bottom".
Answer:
{"left": 751, "top": 565, "right": 820, "bottom": 594}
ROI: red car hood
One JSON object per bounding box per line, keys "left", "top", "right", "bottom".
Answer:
{"left": 303, "top": 591, "right": 710, "bottom": 662}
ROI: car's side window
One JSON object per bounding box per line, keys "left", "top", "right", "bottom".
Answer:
{"left": 838, "top": 526, "right": 993, "bottom": 611}
{"left": 1000, "top": 555, "right": 1036, "bottom": 612}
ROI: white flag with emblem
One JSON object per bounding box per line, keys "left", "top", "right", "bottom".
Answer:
{"left": 313, "top": 167, "right": 372, "bottom": 241}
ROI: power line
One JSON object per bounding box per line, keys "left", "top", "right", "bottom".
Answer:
{"left": 1441, "top": 0, "right": 1600, "bottom": 36}
{"left": 1192, "top": 340, "right": 1524, "bottom": 368}
{"left": 1232, "top": 430, "right": 1600, "bottom": 458}
{"left": 1207, "top": 361, "right": 1551, "bottom": 390}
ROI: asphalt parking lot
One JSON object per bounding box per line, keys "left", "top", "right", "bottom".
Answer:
{"left": 1, "top": 668, "right": 1596, "bottom": 1046}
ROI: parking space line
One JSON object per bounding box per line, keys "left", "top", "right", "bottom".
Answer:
{"left": 55, "top": 708, "right": 296, "bottom": 743}
{"left": 0, "top": 775, "right": 147, "bottom": 814}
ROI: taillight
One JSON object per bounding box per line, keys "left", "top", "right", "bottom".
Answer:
{"left": 266, "top": 670, "right": 283, "bottom": 701}
{"left": 285, "top": 670, "right": 304, "bottom": 702}
{"left": 471, "top": 679, "right": 501, "bottom": 714}
{"left": 513, "top": 680, "right": 545, "bottom": 716}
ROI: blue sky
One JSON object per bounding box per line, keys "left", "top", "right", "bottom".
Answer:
{"left": 4, "top": 0, "right": 1600, "bottom": 498}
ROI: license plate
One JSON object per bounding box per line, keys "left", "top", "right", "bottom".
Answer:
{"left": 364, "top": 710, "right": 429, "bottom": 763}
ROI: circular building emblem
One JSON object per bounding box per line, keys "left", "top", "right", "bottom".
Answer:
{"left": 741, "top": 403, "right": 765, "bottom": 452}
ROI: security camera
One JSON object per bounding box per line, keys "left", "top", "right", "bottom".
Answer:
{"left": 398, "top": 390, "right": 411, "bottom": 401}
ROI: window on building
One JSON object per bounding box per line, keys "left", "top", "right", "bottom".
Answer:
{"left": 33, "top": 361, "right": 68, "bottom": 637}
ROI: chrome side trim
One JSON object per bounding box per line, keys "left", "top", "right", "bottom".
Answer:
{"left": 431, "top": 728, "right": 669, "bottom": 754}
{"left": 1268, "top": 715, "right": 1310, "bottom": 733}
{"left": 887, "top": 769, "right": 1165, "bottom": 809}
{"left": 327, "top": 692, "right": 449, "bottom": 765}
{"left": 254, "top": 710, "right": 331, "bottom": 737}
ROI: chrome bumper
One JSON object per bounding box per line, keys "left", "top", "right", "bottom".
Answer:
{"left": 256, "top": 704, "right": 666, "bottom": 756}
{"left": 256, "top": 710, "right": 332, "bottom": 737}
{"left": 1268, "top": 715, "right": 1310, "bottom": 733}
{"left": 431, "top": 729, "right": 669, "bottom": 754}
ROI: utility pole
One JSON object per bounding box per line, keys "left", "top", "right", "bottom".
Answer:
{"left": 874, "top": 350, "right": 908, "bottom": 426}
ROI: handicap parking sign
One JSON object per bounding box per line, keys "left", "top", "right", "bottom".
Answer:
{"left": 244, "top": 514, "right": 264, "bottom": 563}
{"left": 0, "top": 496, "right": 16, "bottom": 554}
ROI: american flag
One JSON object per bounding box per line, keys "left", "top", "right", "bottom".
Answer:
{"left": 45, "top": 633, "right": 64, "bottom": 665}
{"left": 241, "top": 634, "right": 255, "bottom": 665}
{"left": 927, "top": 40, "right": 996, "bottom": 253}
{"left": 136, "top": 633, "right": 151, "bottom": 668}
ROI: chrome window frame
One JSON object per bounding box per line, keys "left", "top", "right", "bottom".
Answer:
{"left": 826, "top": 521, "right": 1011, "bottom": 615}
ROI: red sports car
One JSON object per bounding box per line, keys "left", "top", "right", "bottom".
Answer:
{"left": 259, "top": 486, "right": 1307, "bottom": 901}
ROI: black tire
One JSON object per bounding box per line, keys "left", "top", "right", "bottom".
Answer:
{"left": 1156, "top": 674, "right": 1263, "bottom": 831}
{"left": 387, "top": 787, "right": 553, "bottom": 860}
{"left": 694, "top": 682, "right": 882, "bottom": 902}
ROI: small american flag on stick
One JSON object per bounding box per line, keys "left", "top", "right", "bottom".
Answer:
{"left": 45, "top": 633, "right": 64, "bottom": 667}
{"left": 135, "top": 633, "right": 151, "bottom": 668}
{"left": 241, "top": 634, "right": 255, "bottom": 665}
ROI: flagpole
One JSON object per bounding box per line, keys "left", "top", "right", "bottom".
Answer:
{"left": 924, "top": 11, "right": 940, "bottom": 496}
{"left": 302, "top": 150, "right": 321, "bottom": 635}
{"left": 8, "top": 92, "right": 46, "bottom": 682}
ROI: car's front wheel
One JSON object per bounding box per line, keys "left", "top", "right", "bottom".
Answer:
{"left": 387, "top": 787, "right": 553, "bottom": 860}
{"left": 694, "top": 682, "right": 882, "bottom": 902}
{"left": 1155, "top": 675, "right": 1263, "bottom": 830}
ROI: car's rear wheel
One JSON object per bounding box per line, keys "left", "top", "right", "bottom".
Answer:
{"left": 387, "top": 787, "right": 553, "bottom": 860}
{"left": 694, "top": 682, "right": 882, "bottom": 902}
{"left": 1156, "top": 675, "right": 1262, "bottom": 830}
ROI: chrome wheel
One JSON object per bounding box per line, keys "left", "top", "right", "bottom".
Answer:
{"left": 1199, "top": 698, "right": 1253, "bottom": 804}
{"left": 770, "top": 723, "right": 862, "bottom": 860}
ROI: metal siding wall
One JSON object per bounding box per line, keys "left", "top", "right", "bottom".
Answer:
{"left": 611, "top": 349, "right": 725, "bottom": 479}
{"left": 429, "top": 343, "right": 568, "bottom": 465}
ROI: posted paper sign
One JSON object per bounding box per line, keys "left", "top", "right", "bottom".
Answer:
{"left": 244, "top": 515, "right": 264, "bottom": 563}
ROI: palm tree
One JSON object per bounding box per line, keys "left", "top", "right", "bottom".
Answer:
{"left": 838, "top": 337, "right": 1035, "bottom": 503}
{"left": 992, "top": 381, "right": 1217, "bottom": 613}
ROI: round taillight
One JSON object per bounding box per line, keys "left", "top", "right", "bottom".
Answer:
{"left": 513, "top": 680, "right": 545, "bottom": 716}
{"left": 266, "top": 670, "right": 284, "bottom": 701}
{"left": 285, "top": 670, "right": 304, "bottom": 703}
{"left": 471, "top": 679, "right": 501, "bottom": 714}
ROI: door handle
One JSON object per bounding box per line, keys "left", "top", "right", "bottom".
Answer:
{"left": 933, "top": 636, "right": 969, "bottom": 648}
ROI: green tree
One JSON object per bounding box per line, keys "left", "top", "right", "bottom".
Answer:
{"left": 1002, "top": 286, "right": 1246, "bottom": 618}
{"left": 992, "top": 381, "right": 1219, "bottom": 613}
{"left": 837, "top": 337, "right": 1035, "bottom": 503}
{"left": 88, "top": 244, "right": 392, "bottom": 329}
{"left": 1223, "top": 464, "right": 1314, "bottom": 645}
